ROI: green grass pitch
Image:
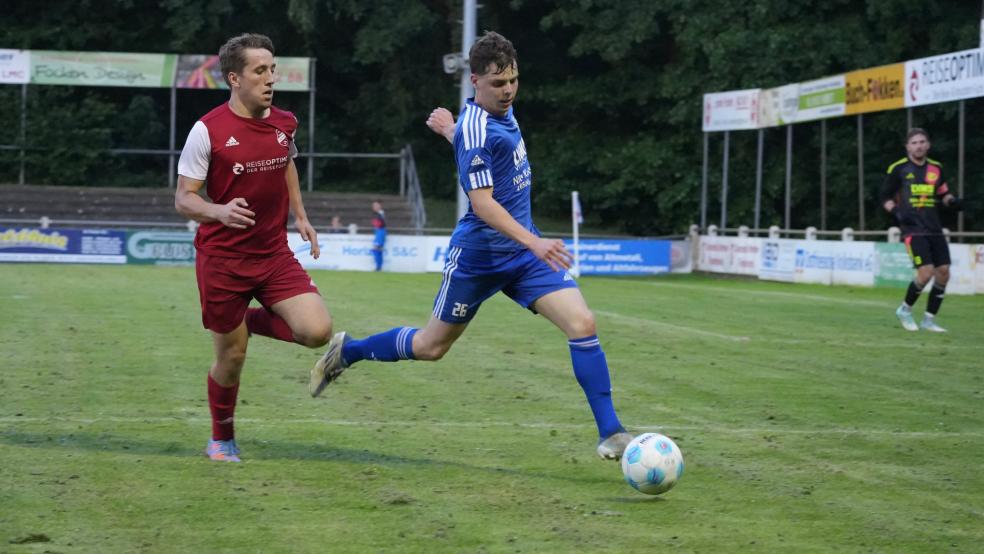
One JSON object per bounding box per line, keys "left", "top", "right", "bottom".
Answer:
{"left": 2, "top": 264, "right": 982, "bottom": 552}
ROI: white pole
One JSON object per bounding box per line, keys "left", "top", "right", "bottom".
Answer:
{"left": 572, "top": 191, "right": 581, "bottom": 278}
{"left": 457, "top": 0, "right": 477, "bottom": 221}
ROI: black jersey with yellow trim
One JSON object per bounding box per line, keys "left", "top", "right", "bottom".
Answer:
{"left": 880, "top": 156, "right": 950, "bottom": 235}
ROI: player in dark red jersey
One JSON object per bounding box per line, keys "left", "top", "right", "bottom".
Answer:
{"left": 880, "top": 128, "right": 963, "bottom": 333}
{"left": 175, "top": 33, "right": 332, "bottom": 462}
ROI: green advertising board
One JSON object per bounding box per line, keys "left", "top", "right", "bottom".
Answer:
{"left": 874, "top": 242, "right": 913, "bottom": 287}
{"left": 126, "top": 231, "right": 195, "bottom": 265}
{"left": 31, "top": 51, "right": 176, "bottom": 88}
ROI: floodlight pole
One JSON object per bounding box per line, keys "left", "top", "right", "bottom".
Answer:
{"left": 958, "top": 99, "right": 965, "bottom": 235}
{"left": 19, "top": 83, "right": 27, "bottom": 185}
{"left": 308, "top": 59, "right": 317, "bottom": 192}
{"left": 720, "top": 130, "right": 730, "bottom": 229}
{"left": 784, "top": 125, "right": 792, "bottom": 232}
{"left": 700, "top": 132, "right": 709, "bottom": 230}
{"left": 857, "top": 114, "right": 865, "bottom": 231}
{"left": 820, "top": 119, "right": 827, "bottom": 231}
{"left": 456, "top": 0, "right": 477, "bottom": 221}
{"left": 754, "top": 129, "right": 763, "bottom": 233}
{"left": 168, "top": 84, "right": 176, "bottom": 188}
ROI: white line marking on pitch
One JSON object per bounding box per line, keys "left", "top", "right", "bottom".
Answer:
{"left": 1, "top": 417, "right": 979, "bottom": 438}
{"left": 595, "top": 309, "right": 750, "bottom": 342}
{"left": 598, "top": 278, "right": 893, "bottom": 308}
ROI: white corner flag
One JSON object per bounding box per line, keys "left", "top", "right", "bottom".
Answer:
{"left": 571, "top": 191, "right": 582, "bottom": 278}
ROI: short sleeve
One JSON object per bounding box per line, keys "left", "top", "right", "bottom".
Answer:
{"left": 177, "top": 121, "right": 211, "bottom": 180}
{"left": 289, "top": 114, "right": 299, "bottom": 159}
{"left": 458, "top": 146, "right": 494, "bottom": 191}
{"left": 932, "top": 164, "right": 949, "bottom": 196}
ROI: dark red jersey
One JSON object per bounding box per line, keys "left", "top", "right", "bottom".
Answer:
{"left": 179, "top": 103, "right": 298, "bottom": 257}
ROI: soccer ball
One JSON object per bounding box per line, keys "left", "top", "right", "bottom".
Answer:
{"left": 621, "top": 432, "right": 684, "bottom": 495}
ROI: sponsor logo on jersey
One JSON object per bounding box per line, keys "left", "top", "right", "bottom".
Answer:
{"left": 512, "top": 139, "right": 528, "bottom": 169}
{"left": 470, "top": 155, "right": 484, "bottom": 167}
{"left": 232, "top": 162, "right": 244, "bottom": 175}
{"left": 225, "top": 136, "right": 240, "bottom": 147}
{"left": 276, "top": 129, "right": 289, "bottom": 147}
{"left": 905, "top": 172, "right": 915, "bottom": 179}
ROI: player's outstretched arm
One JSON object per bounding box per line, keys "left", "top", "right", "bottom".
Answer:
{"left": 285, "top": 159, "right": 320, "bottom": 259}
{"left": 175, "top": 175, "right": 255, "bottom": 229}
{"left": 426, "top": 108, "right": 455, "bottom": 144}
{"left": 468, "top": 188, "right": 573, "bottom": 271}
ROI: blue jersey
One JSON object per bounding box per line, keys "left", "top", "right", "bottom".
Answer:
{"left": 449, "top": 99, "right": 537, "bottom": 252}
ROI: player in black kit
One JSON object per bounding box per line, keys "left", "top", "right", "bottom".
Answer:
{"left": 881, "top": 128, "right": 963, "bottom": 332}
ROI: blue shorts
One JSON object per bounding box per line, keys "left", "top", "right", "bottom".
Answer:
{"left": 432, "top": 246, "right": 578, "bottom": 323}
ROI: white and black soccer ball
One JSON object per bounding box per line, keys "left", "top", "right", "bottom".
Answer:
{"left": 621, "top": 432, "right": 684, "bottom": 495}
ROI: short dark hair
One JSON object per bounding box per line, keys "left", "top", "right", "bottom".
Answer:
{"left": 219, "top": 33, "right": 275, "bottom": 86}
{"left": 906, "top": 127, "right": 929, "bottom": 142}
{"left": 469, "top": 31, "right": 517, "bottom": 75}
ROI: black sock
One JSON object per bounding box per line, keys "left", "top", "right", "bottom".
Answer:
{"left": 904, "top": 281, "right": 922, "bottom": 307}
{"left": 926, "top": 284, "right": 946, "bottom": 315}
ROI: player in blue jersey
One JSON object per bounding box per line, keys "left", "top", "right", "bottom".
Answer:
{"left": 371, "top": 200, "right": 387, "bottom": 271}
{"left": 310, "top": 31, "right": 633, "bottom": 460}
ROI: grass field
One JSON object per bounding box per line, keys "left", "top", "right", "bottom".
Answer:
{"left": 2, "top": 264, "right": 983, "bottom": 553}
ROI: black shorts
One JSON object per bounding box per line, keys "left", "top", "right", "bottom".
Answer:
{"left": 904, "top": 234, "right": 951, "bottom": 268}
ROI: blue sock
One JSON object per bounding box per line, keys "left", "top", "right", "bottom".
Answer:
{"left": 372, "top": 250, "right": 383, "bottom": 271}
{"left": 342, "top": 327, "right": 417, "bottom": 366}
{"left": 569, "top": 335, "right": 623, "bottom": 439}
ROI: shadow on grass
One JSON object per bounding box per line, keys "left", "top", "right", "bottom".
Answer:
{"left": 0, "top": 429, "right": 611, "bottom": 486}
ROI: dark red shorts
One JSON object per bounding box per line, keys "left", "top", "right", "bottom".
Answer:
{"left": 195, "top": 250, "right": 320, "bottom": 334}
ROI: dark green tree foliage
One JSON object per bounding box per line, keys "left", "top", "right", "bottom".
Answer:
{"left": 2, "top": 0, "right": 981, "bottom": 232}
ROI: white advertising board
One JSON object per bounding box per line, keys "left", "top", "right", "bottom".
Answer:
{"left": 287, "top": 233, "right": 450, "bottom": 273}
{"left": 0, "top": 49, "right": 30, "bottom": 84}
{"left": 975, "top": 245, "right": 984, "bottom": 294}
{"left": 905, "top": 47, "right": 984, "bottom": 107}
{"left": 793, "top": 76, "right": 846, "bottom": 122}
{"left": 702, "top": 89, "right": 760, "bottom": 131}
{"left": 946, "top": 244, "right": 976, "bottom": 295}
{"left": 697, "top": 236, "right": 761, "bottom": 275}
{"left": 759, "top": 239, "right": 797, "bottom": 282}
{"left": 792, "top": 240, "right": 874, "bottom": 287}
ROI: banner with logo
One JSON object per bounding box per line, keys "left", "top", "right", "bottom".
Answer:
{"left": 702, "top": 89, "right": 760, "bottom": 132}
{"left": 758, "top": 84, "right": 799, "bottom": 127}
{"left": 793, "top": 240, "right": 874, "bottom": 286}
{"left": 562, "top": 239, "right": 671, "bottom": 275}
{"left": 759, "top": 239, "right": 797, "bottom": 282}
{"left": 670, "top": 240, "right": 692, "bottom": 274}
{"left": 0, "top": 227, "right": 126, "bottom": 263}
{"left": 845, "top": 63, "right": 905, "bottom": 115}
{"left": 176, "top": 55, "right": 310, "bottom": 91}
{"left": 288, "top": 233, "right": 448, "bottom": 272}
{"left": 30, "top": 51, "right": 176, "bottom": 88}
{"left": 975, "top": 245, "right": 984, "bottom": 294}
{"left": 873, "top": 242, "right": 913, "bottom": 287}
{"left": 125, "top": 231, "right": 195, "bottom": 265}
{"left": 905, "top": 47, "right": 984, "bottom": 107}
{"left": 0, "top": 49, "right": 30, "bottom": 84}
{"left": 946, "top": 244, "right": 977, "bottom": 295}
{"left": 697, "top": 236, "right": 761, "bottom": 275}
{"left": 794, "top": 76, "right": 846, "bottom": 122}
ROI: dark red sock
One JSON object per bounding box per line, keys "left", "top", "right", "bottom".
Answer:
{"left": 208, "top": 374, "right": 240, "bottom": 441}
{"left": 245, "top": 307, "right": 295, "bottom": 343}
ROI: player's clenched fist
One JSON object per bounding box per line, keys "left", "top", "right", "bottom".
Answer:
{"left": 426, "top": 107, "right": 455, "bottom": 143}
